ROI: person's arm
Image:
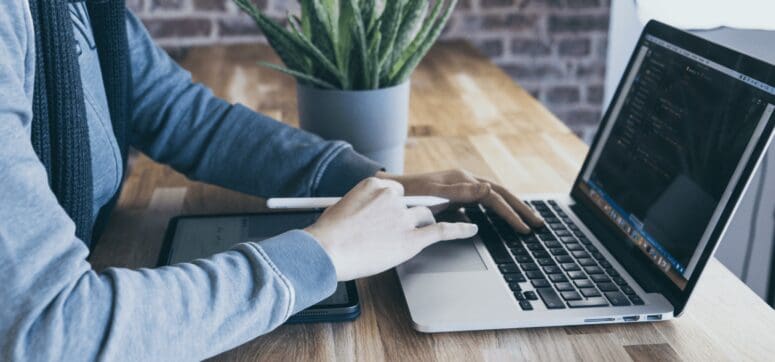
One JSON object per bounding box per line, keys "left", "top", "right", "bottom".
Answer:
{"left": 0, "top": 3, "right": 337, "bottom": 360}
{"left": 126, "top": 11, "right": 380, "bottom": 197}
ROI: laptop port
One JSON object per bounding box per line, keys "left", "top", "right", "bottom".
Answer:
{"left": 623, "top": 316, "right": 640, "bottom": 322}
{"left": 646, "top": 314, "right": 663, "bottom": 321}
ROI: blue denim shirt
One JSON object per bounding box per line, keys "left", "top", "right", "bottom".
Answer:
{"left": 0, "top": 2, "right": 381, "bottom": 360}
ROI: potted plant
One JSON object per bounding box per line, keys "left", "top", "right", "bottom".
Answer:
{"left": 234, "top": 0, "right": 458, "bottom": 173}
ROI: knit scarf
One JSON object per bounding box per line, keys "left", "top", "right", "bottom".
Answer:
{"left": 29, "top": 0, "right": 130, "bottom": 246}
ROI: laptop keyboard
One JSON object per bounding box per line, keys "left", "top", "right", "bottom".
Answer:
{"left": 464, "top": 200, "right": 644, "bottom": 311}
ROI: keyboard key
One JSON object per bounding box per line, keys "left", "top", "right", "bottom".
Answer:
{"left": 605, "top": 291, "right": 631, "bottom": 306}
{"left": 550, "top": 248, "right": 568, "bottom": 256}
{"left": 578, "top": 258, "right": 596, "bottom": 266}
{"left": 503, "top": 273, "right": 526, "bottom": 283}
{"left": 606, "top": 268, "right": 620, "bottom": 277}
{"left": 598, "top": 282, "right": 619, "bottom": 292}
{"left": 568, "top": 297, "right": 609, "bottom": 308}
{"left": 515, "top": 255, "right": 532, "bottom": 263}
{"left": 537, "top": 258, "right": 555, "bottom": 266}
{"left": 629, "top": 295, "right": 645, "bottom": 305}
{"left": 498, "top": 264, "right": 519, "bottom": 274}
{"left": 587, "top": 245, "right": 599, "bottom": 253}
{"left": 537, "top": 233, "right": 557, "bottom": 242}
{"left": 559, "top": 236, "right": 576, "bottom": 243}
{"left": 543, "top": 265, "right": 562, "bottom": 274}
{"left": 511, "top": 247, "right": 529, "bottom": 256}
{"left": 532, "top": 279, "right": 550, "bottom": 288}
{"left": 621, "top": 286, "right": 636, "bottom": 295}
{"left": 548, "top": 223, "right": 565, "bottom": 230}
{"left": 568, "top": 271, "right": 587, "bottom": 279}
{"left": 532, "top": 250, "right": 550, "bottom": 258}
{"left": 526, "top": 270, "right": 544, "bottom": 279}
{"left": 578, "top": 236, "right": 592, "bottom": 245}
{"left": 584, "top": 266, "right": 604, "bottom": 275}
{"left": 522, "top": 235, "right": 539, "bottom": 243}
{"left": 566, "top": 243, "right": 583, "bottom": 251}
{"left": 556, "top": 255, "right": 573, "bottom": 263}
{"left": 521, "top": 263, "right": 539, "bottom": 271}
{"left": 549, "top": 274, "right": 568, "bottom": 283}
{"left": 555, "top": 230, "right": 572, "bottom": 237}
{"left": 545, "top": 241, "right": 561, "bottom": 248}
{"left": 599, "top": 260, "right": 612, "bottom": 268}
{"left": 591, "top": 274, "right": 611, "bottom": 283}
{"left": 561, "top": 291, "right": 582, "bottom": 301}
{"left": 524, "top": 291, "right": 538, "bottom": 301}
{"left": 574, "top": 279, "right": 594, "bottom": 288}
{"left": 613, "top": 276, "right": 628, "bottom": 286}
{"left": 545, "top": 217, "right": 560, "bottom": 224}
{"left": 536, "top": 288, "right": 566, "bottom": 309}
{"left": 508, "top": 283, "right": 522, "bottom": 291}
{"left": 561, "top": 263, "right": 580, "bottom": 271}
{"left": 514, "top": 292, "right": 526, "bottom": 301}
{"left": 592, "top": 252, "right": 606, "bottom": 261}
{"left": 519, "top": 300, "right": 533, "bottom": 311}
{"left": 571, "top": 251, "right": 590, "bottom": 259}
{"left": 579, "top": 287, "right": 601, "bottom": 297}
{"left": 555, "top": 282, "right": 575, "bottom": 291}
{"left": 526, "top": 243, "right": 544, "bottom": 251}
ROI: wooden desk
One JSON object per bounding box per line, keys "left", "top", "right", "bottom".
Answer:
{"left": 90, "top": 41, "right": 775, "bottom": 361}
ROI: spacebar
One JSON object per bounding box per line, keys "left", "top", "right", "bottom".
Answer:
{"left": 567, "top": 297, "right": 609, "bottom": 308}
{"left": 536, "top": 288, "right": 566, "bottom": 309}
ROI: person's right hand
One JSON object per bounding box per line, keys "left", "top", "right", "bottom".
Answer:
{"left": 305, "top": 177, "right": 479, "bottom": 281}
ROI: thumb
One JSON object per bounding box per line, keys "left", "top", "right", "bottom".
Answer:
{"left": 413, "top": 222, "right": 479, "bottom": 249}
{"left": 428, "top": 182, "right": 490, "bottom": 203}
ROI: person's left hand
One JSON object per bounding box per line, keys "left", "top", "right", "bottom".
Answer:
{"left": 376, "top": 170, "right": 544, "bottom": 234}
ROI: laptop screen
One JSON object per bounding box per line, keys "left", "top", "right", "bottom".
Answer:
{"left": 577, "top": 34, "right": 775, "bottom": 289}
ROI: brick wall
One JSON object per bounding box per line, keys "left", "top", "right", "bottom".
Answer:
{"left": 127, "top": 0, "right": 611, "bottom": 139}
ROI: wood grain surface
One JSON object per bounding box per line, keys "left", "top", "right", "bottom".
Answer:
{"left": 89, "top": 41, "right": 775, "bottom": 361}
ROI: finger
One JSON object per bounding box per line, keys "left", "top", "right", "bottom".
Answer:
{"left": 423, "top": 182, "right": 491, "bottom": 204}
{"left": 481, "top": 190, "right": 532, "bottom": 234}
{"left": 358, "top": 177, "right": 405, "bottom": 198}
{"left": 408, "top": 206, "right": 436, "bottom": 227}
{"left": 413, "top": 222, "right": 478, "bottom": 248}
{"left": 489, "top": 184, "right": 544, "bottom": 227}
{"left": 475, "top": 177, "right": 544, "bottom": 228}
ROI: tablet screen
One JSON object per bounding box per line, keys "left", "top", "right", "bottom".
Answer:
{"left": 167, "top": 212, "right": 352, "bottom": 307}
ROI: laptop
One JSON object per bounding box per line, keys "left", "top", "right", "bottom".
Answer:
{"left": 396, "top": 20, "right": 775, "bottom": 332}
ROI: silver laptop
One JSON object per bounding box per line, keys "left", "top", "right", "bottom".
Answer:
{"left": 397, "top": 20, "right": 775, "bottom": 332}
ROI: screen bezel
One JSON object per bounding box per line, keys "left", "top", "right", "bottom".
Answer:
{"left": 569, "top": 20, "right": 775, "bottom": 316}
{"left": 158, "top": 211, "right": 360, "bottom": 312}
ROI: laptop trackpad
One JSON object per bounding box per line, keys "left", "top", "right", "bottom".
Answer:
{"left": 401, "top": 237, "right": 488, "bottom": 274}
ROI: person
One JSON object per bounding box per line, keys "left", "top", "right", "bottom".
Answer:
{"left": 0, "top": 1, "right": 543, "bottom": 360}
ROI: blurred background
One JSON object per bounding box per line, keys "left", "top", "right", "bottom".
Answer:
{"left": 125, "top": 0, "right": 775, "bottom": 307}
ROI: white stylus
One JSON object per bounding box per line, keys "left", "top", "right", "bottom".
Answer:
{"left": 266, "top": 196, "right": 450, "bottom": 209}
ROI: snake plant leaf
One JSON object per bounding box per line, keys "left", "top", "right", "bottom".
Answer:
{"left": 285, "top": 13, "right": 344, "bottom": 85}
{"left": 378, "top": 0, "right": 407, "bottom": 68}
{"left": 391, "top": 0, "right": 458, "bottom": 84}
{"left": 388, "top": 0, "right": 443, "bottom": 79}
{"left": 360, "top": 0, "right": 378, "bottom": 34}
{"left": 345, "top": 0, "right": 369, "bottom": 89}
{"left": 369, "top": 31, "right": 382, "bottom": 89}
{"left": 386, "top": 0, "right": 427, "bottom": 77}
{"left": 302, "top": 0, "right": 337, "bottom": 74}
{"left": 258, "top": 61, "right": 337, "bottom": 89}
{"left": 236, "top": 0, "right": 457, "bottom": 90}
{"left": 234, "top": 0, "right": 307, "bottom": 73}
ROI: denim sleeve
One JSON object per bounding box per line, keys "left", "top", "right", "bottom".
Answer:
{"left": 0, "top": 4, "right": 339, "bottom": 360}
{"left": 125, "top": 12, "right": 381, "bottom": 197}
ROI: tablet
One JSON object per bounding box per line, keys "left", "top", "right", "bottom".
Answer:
{"left": 158, "top": 211, "right": 360, "bottom": 324}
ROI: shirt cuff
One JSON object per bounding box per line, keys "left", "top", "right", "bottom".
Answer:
{"left": 314, "top": 146, "right": 383, "bottom": 196}
{"left": 256, "top": 230, "right": 338, "bottom": 315}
